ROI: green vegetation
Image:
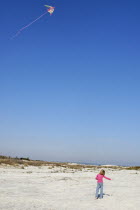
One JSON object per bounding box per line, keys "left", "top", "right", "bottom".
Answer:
{"left": 0, "top": 155, "right": 140, "bottom": 170}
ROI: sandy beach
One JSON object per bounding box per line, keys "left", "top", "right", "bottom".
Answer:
{"left": 0, "top": 165, "right": 139, "bottom": 210}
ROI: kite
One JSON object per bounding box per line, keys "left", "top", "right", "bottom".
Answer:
{"left": 12, "top": 5, "right": 55, "bottom": 38}
{"left": 45, "top": 5, "right": 55, "bottom": 15}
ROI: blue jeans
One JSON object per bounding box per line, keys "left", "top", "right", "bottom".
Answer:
{"left": 95, "top": 182, "right": 103, "bottom": 198}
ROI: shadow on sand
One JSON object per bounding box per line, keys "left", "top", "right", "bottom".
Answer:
{"left": 97, "top": 193, "right": 111, "bottom": 198}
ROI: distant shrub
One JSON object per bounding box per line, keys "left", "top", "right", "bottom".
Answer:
{"left": 125, "top": 166, "right": 140, "bottom": 170}
{"left": 20, "top": 157, "right": 30, "bottom": 161}
{"left": 0, "top": 155, "right": 9, "bottom": 159}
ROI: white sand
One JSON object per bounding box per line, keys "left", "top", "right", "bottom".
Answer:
{"left": 0, "top": 166, "right": 140, "bottom": 210}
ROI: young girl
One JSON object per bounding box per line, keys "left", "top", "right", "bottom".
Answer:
{"left": 95, "top": 169, "right": 111, "bottom": 199}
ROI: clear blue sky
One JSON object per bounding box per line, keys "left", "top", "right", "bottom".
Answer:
{"left": 0, "top": 0, "right": 140, "bottom": 165}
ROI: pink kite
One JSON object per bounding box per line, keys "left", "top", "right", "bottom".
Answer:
{"left": 45, "top": 5, "right": 55, "bottom": 15}
{"left": 12, "top": 5, "right": 55, "bottom": 38}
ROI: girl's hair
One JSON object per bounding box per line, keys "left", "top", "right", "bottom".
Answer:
{"left": 100, "top": 169, "right": 105, "bottom": 175}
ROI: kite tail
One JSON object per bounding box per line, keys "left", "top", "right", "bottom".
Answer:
{"left": 11, "top": 11, "right": 48, "bottom": 39}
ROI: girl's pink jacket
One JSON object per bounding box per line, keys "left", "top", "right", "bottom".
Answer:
{"left": 95, "top": 174, "right": 111, "bottom": 183}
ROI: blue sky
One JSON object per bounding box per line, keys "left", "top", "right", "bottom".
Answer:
{"left": 0, "top": 0, "right": 140, "bottom": 165}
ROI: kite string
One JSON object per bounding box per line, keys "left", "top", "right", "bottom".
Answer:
{"left": 12, "top": 11, "right": 48, "bottom": 39}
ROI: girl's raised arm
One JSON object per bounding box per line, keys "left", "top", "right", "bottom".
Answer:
{"left": 104, "top": 175, "right": 111, "bottom": 180}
